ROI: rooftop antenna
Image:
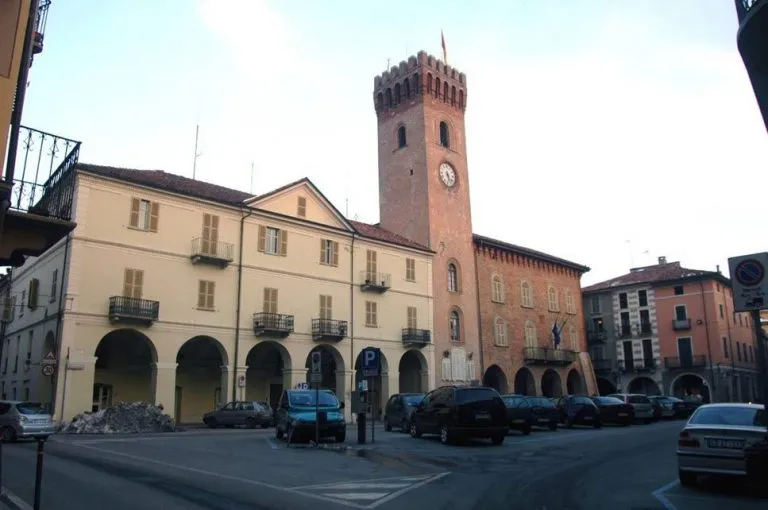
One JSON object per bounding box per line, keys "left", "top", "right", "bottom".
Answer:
{"left": 345, "top": 198, "right": 349, "bottom": 217}
{"left": 386, "top": 57, "right": 391, "bottom": 69}
{"left": 441, "top": 30, "right": 447, "bottom": 65}
{"left": 192, "top": 124, "right": 202, "bottom": 180}
{"left": 250, "top": 162, "right": 255, "bottom": 194}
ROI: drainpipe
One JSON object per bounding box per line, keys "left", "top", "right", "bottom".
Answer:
{"left": 473, "top": 244, "right": 485, "bottom": 381}
{"left": 52, "top": 233, "right": 71, "bottom": 419}
{"left": 348, "top": 233, "right": 356, "bottom": 411}
{"left": 699, "top": 280, "right": 716, "bottom": 402}
{"left": 232, "top": 207, "right": 253, "bottom": 401}
{"left": 723, "top": 288, "right": 737, "bottom": 401}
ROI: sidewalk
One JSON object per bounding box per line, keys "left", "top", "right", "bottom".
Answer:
{"left": 0, "top": 487, "right": 32, "bottom": 510}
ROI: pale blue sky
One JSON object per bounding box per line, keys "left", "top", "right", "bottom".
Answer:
{"left": 20, "top": 0, "right": 768, "bottom": 285}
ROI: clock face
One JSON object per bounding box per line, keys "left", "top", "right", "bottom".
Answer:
{"left": 439, "top": 163, "right": 457, "bottom": 188}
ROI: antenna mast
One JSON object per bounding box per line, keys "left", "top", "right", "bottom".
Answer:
{"left": 192, "top": 124, "right": 202, "bottom": 180}
{"left": 250, "top": 162, "right": 255, "bottom": 194}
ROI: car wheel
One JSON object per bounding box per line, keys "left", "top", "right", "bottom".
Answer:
{"left": 400, "top": 418, "right": 409, "bottom": 432}
{"left": 261, "top": 421, "right": 270, "bottom": 429}
{"left": 204, "top": 417, "right": 217, "bottom": 429}
{"left": 593, "top": 421, "right": 602, "bottom": 429}
{"left": 335, "top": 430, "right": 346, "bottom": 443}
{"left": 440, "top": 424, "right": 452, "bottom": 445}
{"left": 384, "top": 418, "right": 392, "bottom": 432}
{"left": 522, "top": 425, "right": 532, "bottom": 436}
{"left": 275, "top": 426, "right": 284, "bottom": 440}
{"left": 644, "top": 418, "right": 652, "bottom": 425}
{"left": 245, "top": 418, "right": 257, "bottom": 429}
{"left": 565, "top": 417, "right": 574, "bottom": 429}
{"left": 409, "top": 421, "right": 422, "bottom": 438}
{"left": 0, "top": 426, "right": 16, "bottom": 443}
{"left": 491, "top": 433, "right": 505, "bottom": 445}
{"left": 679, "top": 470, "right": 697, "bottom": 488}
{"left": 549, "top": 421, "right": 557, "bottom": 431}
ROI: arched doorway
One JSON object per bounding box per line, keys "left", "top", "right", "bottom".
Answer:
{"left": 176, "top": 336, "right": 228, "bottom": 424}
{"left": 566, "top": 369, "right": 584, "bottom": 395}
{"left": 398, "top": 350, "right": 427, "bottom": 393}
{"left": 93, "top": 329, "right": 157, "bottom": 412}
{"left": 355, "top": 348, "right": 390, "bottom": 414}
{"left": 514, "top": 368, "right": 535, "bottom": 396}
{"left": 597, "top": 378, "right": 617, "bottom": 396}
{"left": 306, "top": 345, "right": 345, "bottom": 402}
{"left": 541, "top": 369, "right": 562, "bottom": 398}
{"left": 628, "top": 376, "right": 661, "bottom": 396}
{"left": 246, "top": 342, "right": 292, "bottom": 411}
{"left": 672, "top": 373, "right": 711, "bottom": 403}
{"left": 483, "top": 365, "right": 508, "bottom": 394}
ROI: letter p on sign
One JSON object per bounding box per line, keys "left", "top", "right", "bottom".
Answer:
{"left": 364, "top": 350, "right": 376, "bottom": 366}
{"left": 311, "top": 351, "right": 322, "bottom": 373}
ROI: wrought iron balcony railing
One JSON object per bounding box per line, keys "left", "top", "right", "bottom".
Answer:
{"left": 5, "top": 126, "right": 80, "bottom": 221}
{"left": 620, "top": 358, "right": 656, "bottom": 372}
{"left": 672, "top": 319, "right": 692, "bottom": 331}
{"left": 312, "top": 318, "right": 347, "bottom": 341}
{"left": 522, "top": 346, "right": 577, "bottom": 366}
{"left": 253, "top": 312, "right": 294, "bottom": 337}
{"left": 108, "top": 296, "right": 159, "bottom": 325}
{"left": 664, "top": 355, "right": 707, "bottom": 370}
{"left": 402, "top": 328, "right": 431, "bottom": 347}
{"left": 359, "top": 271, "right": 391, "bottom": 293}
{"left": 190, "top": 238, "right": 234, "bottom": 268}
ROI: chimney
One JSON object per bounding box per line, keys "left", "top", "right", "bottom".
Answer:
{"left": 716, "top": 264, "right": 721, "bottom": 274}
{"left": 658, "top": 256, "right": 667, "bottom": 265}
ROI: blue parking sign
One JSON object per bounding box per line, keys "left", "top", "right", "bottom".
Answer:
{"left": 360, "top": 347, "right": 381, "bottom": 378}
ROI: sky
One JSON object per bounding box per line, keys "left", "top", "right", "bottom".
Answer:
{"left": 19, "top": 0, "right": 768, "bottom": 286}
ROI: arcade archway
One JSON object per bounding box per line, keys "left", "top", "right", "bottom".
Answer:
{"left": 246, "top": 341, "right": 292, "bottom": 410}
{"left": 628, "top": 376, "right": 661, "bottom": 396}
{"left": 671, "top": 373, "right": 710, "bottom": 403}
{"left": 355, "top": 348, "right": 390, "bottom": 415}
{"left": 93, "top": 329, "right": 158, "bottom": 412}
{"left": 514, "top": 367, "right": 535, "bottom": 396}
{"left": 541, "top": 369, "right": 563, "bottom": 398}
{"left": 398, "top": 350, "right": 427, "bottom": 393}
{"left": 597, "top": 378, "right": 617, "bottom": 396}
{"left": 566, "top": 369, "right": 584, "bottom": 395}
{"left": 483, "top": 365, "right": 508, "bottom": 394}
{"left": 306, "top": 345, "right": 345, "bottom": 401}
{"left": 176, "top": 336, "right": 228, "bottom": 424}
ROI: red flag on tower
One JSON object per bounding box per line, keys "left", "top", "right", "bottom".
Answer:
{"left": 441, "top": 30, "right": 447, "bottom": 64}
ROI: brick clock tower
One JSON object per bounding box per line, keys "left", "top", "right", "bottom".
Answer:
{"left": 374, "top": 51, "right": 480, "bottom": 385}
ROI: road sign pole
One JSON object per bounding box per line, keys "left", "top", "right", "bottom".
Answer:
{"left": 369, "top": 376, "right": 375, "bottom": 444}
{"left": 751, "top": 310, "right": 768, "bottom": 432}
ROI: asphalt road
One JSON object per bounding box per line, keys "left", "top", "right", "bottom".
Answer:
{"left": 0, "top": 420, "right": 765, "bottom": 510}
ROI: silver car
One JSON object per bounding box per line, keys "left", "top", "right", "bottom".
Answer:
{"left": 677, "top": 403, "right": 767, "bottom": 487}
{"left": 608, "top": 393, "right": 654, "bottom": 423}
{"left": 0, "top": 401, "right": 57, "bottom": 441}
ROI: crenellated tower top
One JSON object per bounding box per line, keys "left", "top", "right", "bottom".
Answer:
{"left": 373, "top": 50, "right": 467, "bottom": 117}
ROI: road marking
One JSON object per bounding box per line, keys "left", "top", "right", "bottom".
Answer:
{"left": 265, "top": 438, "right": 279, "bottom": 450}
{"left": 325, "top": 493, "right": 390, "bottom": 501}
{"left": 1, "top": 487, "right": 33, "bottom": 510}
{"left": 651, "top": 480, "right": 680, "bottom": 510}
{"left": 57, "top": 429, "right": 273, "bottom": 445}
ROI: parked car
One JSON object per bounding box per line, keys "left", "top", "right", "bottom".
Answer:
{"left": 501, "top": 395, "right": 534, "bottom": 435}
{"left": 525, "top": 396, "right": 558, "bottom": 430}
{"left": 274, "top": 390, "right": 346, "bottom": 443}
{"left": 679, "top": 396, "right": 704, "bottom": 417}
{"left": 677, "top": 403, "right": 767, "bottom": 487}
{"left": 649, "top": 396, "right": 682, "bottom": 419}
{"left": 203, "top": 400, "right": 273, "bottom": 429}
{"left": 409, "top": 386, "right": 507, "bottom": 445}
{"left": 383, "top": 393, "right": 424, "bottom": 432}
{"left": 0, "top": 401, "right": 57, "bottom": 442}
{"left": 608, "top": 393, "right": 654, "bottom": 424}
{"left": 554, "top": 396, "right": 602, "bottom": 428}
{"left": 590, "top": 396, "right": 634, "bottom": 426}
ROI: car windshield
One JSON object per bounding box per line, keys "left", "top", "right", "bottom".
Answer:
{"left": 403, "top": 395, "right": 424, "bottom": 407}
{"left": 528, "top": 397, "right": 555, "bottom": 408}
{"left": 503, "top": 396, "right": 527, "bottom": 407}
{"left": 689, "top": 406, "right": 767, "bottom": 427}
{"left": 593, "top": 397, "right": 623, "bottom": 405}
{"left": 15, "top": 402, "right": 46, "bottom": 415}
{"left": 456, "top": 388, "right": 499, "bottom": 404}
{"left": 289, "top": 391, "right": 339, "bottom": 407}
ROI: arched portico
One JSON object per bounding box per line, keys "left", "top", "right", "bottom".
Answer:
{"left": 671, "top": 373, "right": 710, "bottom": 403}
{"left": 514, "top": 368, "right": 535, "bottom": 396}
{"left": 399, "top": 349, "right": 428, "bottom": 394}
{"left": 566, "top": 369, "right": 584, "bottom": 395}
{"left": 355, "top": 348, "right": 390, "bottom": 414}
{"left": 93, "top": 329, "right": 158, "bottom": 412}
{"left": 597, "top": 377, "right": 617, "bottom": 396}
{"left": 175, "top": 336, "right": 228, "bottom": 424}
{"left": 628, "top": 376, "right": 661, "bottom": 396}
{"left": 306, "top": 344, "right": 345, "bottom": 401}
{"left": 246, "top": 341, "right": 292, "bottom": 411}
{"left": 483, "top": 365, "right": 508, "bottom": 394}
{"left": 541, "top": 369, "right": 563, "bottom": 398}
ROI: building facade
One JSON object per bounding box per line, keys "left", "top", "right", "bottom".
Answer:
{"left": 0, "top": 166, "right": 436, "bottom": 423}
{"left": 584, "top": 257, "right": 760, "bottom": 402}
{"left": 735, "top": 0, "right": 768, "bottom": 133}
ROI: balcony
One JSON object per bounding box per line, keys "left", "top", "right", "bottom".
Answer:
{"left": 672, "top": 319, "right": 692, "bottom": 331}
{"left": 591, "top": 358, "right": 613, "bottom": 373}
{"left": 523, "top": 347, "right": 577, "bottom": 367}
{"left": 359, "top": 271, "right": 391, "bottom": 293}
{"left": 108, "top": 296, "right": 159, "bottom": 326}
{"left": 312, "top": 318, "right": 347, "bottom": 342}
{"left": 617, "top": 325, "right": 633, "bottom": 339}
{"left": 253, "top": 312, "right": 294, "bottom": 338}
{"left": 190, "top": 238, "right": 234, "bottom": 268}
{"left": 620, "top": 358, "right": 656, "bottom": 373}
{"left": 587, "top": 330, "right": 607, "bottom": 344}
{"left": 664, "top": 355, "right": 707, "bottom": 370}
{"left": 639, "top": 322, "right": 652, "bottom": 335}
{"left": 402, "top": 328, "right": 431, "bottom": 347}
{"left": 1, "top": 126, "right": 80, "bottom": 267}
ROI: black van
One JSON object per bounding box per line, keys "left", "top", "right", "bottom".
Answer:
{"left": 409, "top": 385, "right": 507, "bottom": 445}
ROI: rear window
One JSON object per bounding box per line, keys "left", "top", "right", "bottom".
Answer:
{"left": 689, "top": 406, "right": 767, "bottom": 427}
{"left": 403, "top": 395, "right": 424, "bottom": 407}
{"left": 15, "top": 402, "right": 46, "bottom": 415}
{"left": 593, "top": 397, "right": 623, "bottom": 405}
{"left": 629, "top": 395, "right": 651, "bottom": 404}
{"left": 528, "top": 397, "right": 555, "bottom": 408}
{"left": 456, "top": 388, "right": 500, "bottom": 404}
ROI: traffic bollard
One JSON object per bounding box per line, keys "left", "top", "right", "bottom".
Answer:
{"left": 33, "top": 436, "right": 46, "bottom": 510}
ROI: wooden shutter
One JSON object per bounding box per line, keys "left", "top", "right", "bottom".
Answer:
{"left": 28, "top": 279, "right": 39, "bottom": 309}
{"left": 123, "top": 269, "right": 143, "bottom": 299}
{"left": 280, "top": 230, "right": 288, "bottom": 256}
{"left": 332, "top": 241, "right": 339, "bottom": 266}
{"left": 149, "top": 202, "right": 160, "bottom": 232}
{"left": 198, "top": 281, "right": 207, "bottom": 308}
{"left": 407, "top": 306, "right": 417, "bottom": 329}
{"left": 366, "top": 250, "right": 376, "bottom": 278}
{"left": 257, "top": 225, "right": 266, "bottom": 252}
{"left": 406, "top": 258, "right": 415, "bottom": 281}
{"left": 320, "top": 295, "right": 332, "bottom": 319}
{"left": 297, "top": 197, "right": 307, "bottom": 217}
{"left": 129, "top": 198, "right": 140, "bottom": 227}
{"left": 263, "top": 288, "right": 278, "bottom": 314}
{"left": 320, "top": 239, "right": 328, "bottom": 264}
{"left": 202, "top": 214, "right": 212, "bottom": 254}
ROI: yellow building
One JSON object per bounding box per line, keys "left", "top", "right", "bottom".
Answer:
{"left": 0, "top": 164, "right": 435, "bottom": 423}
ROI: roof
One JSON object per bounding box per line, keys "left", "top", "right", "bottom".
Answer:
{"left": 582, "top": 261, "right": 725, "bottom": 293}
{"left": 472, "top": 233, "right": 590, "bottom": 273}
{"left": 76, "top": 163, "right": 430, "bottom": 252}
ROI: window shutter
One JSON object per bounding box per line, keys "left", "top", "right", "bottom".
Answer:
{"left": 198, "top": 281, "right": 207, "bottom": 308}
{"left": 28, "top": 279, "right": 39, "bottom": 309}
{"left": 129, "top": 198, "right": 140, "bottom": 227}
{"left": 332, "top": 242, "right": 339, "bottom": 266}
{"left": 257, "top": 225, "right": 266, "bottom": 252}
{"left": 263, "top": 288, "right": 270, "bottom": 313}
{"left": 297, "top": 197, "right": 307, "bottom": 217}
{"left": 320, "top": 239, "right": 327, "bottom": 264}
{"left": 149, "top": 202, "right": 160, "bottom": 232}
{"left": 133, "top": 270, "right": 143, "bottom": 298}
{"left": 210, "top": 214, "right": 219, "bottom": 242}
{"left": 207, "top": 282, "right": 215, "bottom": 309}
{"left": 280, "top": 230, "right": 288, "bottom": 256}
{"left": 123, "top": 269, "right": 134, "bottom": 298}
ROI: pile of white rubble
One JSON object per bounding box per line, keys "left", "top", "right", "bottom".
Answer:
{"left": 59, "top": 402, "right": 175, "bottom": 434}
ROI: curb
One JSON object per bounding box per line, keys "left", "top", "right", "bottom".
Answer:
{"left": 0, "top": 488, "right": 32, "bottom": 510}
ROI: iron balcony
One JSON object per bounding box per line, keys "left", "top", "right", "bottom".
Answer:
{"left": 639, "top": 322, "right": 652, "bottom": 335}
{"left": 253, "top": 312, "right": 294, "bottom": 338}
{"left": 312, "top": 318, "right": 347, "bottom": 342}
{"left": 402, "top": 328, "right": 431, "bottom": 347}
{"left": 359, "top": 271, "right": 391, "bottom": 293}
{"left": 664, "top": 355, "right": 707, "bottom": 370}
{"left": 522, "top": 347, "right": 577, "bottom": 367}
{"left": 618, "top": 325, "right": 633, "bottom": 339}
{"left": 672, "top": 319, "right": 692, "bottom": 331}
{"left": 108, "top": 296, "right": 159, "bottom": 326}
{"left": 587, "top": 330, "right": 607, "bottom": 343}
{"left": 619, "top": 358, "right": 656, "bottom": 373}
{"left": 190, "top": 238, "right": 234, "bottom": 268}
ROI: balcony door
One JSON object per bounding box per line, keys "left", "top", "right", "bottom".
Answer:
{"left": 677, "top": 337, "right": 693, "bottom": 367}
{"left": 622, "top": 341, "right": 634, "bottom": 369}
{"left": 202, "top": 214, "right": 219, "bottom": 256}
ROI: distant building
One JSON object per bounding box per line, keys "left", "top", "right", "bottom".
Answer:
{"left": 583, "top": 257, "right": 760, "bottom": 403}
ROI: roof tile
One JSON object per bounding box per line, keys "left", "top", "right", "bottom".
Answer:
{"left": 582, "top": 261, "right": 720, "bottom": 292}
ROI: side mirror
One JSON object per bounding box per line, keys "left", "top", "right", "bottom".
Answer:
{"left": 339, "top": 402, "right": 345, "bottom": 410}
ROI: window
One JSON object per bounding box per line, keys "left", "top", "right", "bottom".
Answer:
{"left": 547, "top": 286, "right": 559, "bottom": 312}
{"left": 129, "top": 198, "right": 159, "bottom": 232}
{"left": 263, "top": 288, "right": 278, "bottom": 314}
{"left": 13, "top": 337, "right": 19, "bottom": 372}
{"left": 521, "top": 281, "right": 534, "bottom": 308}
{"left": 397, "top": 126, "right": 406, "bottom": 148}
{"left": 197, "top": 280, "right": 215, "bottom": 310}
{"left": 365, "top": 301, "right": 378, "bottom": 327}
{"left": 297, "top": 196, "right": 307, "bottom": 218}
{"left": 439, "top": 121, "right": 450, "bottom": 148}
{"left": 590, "top": 296, "right": 600, "bottom": 314}
{"left": 201, "top": 213, "right": 220, "bottom": 255}
{"left": 407, "top": 306, "right": 417, "bottom": 329}
{"left": 674, "top": 305, "right": 687, "bottom": 321}
{"left": 123, "top": 269, "right": 143, "bottom": 299}
{"left": 491, "top": 275, "right": 504, "bottom": 303}
{"left": 737, "top": 342, "right": 742, "bottom": 362}
{"left": 719, "top": 304, "right": 724, "bottom": 319}
{"left": 619, "top": 293, "right": 628, "bottom": 309}
{"left": 639, "top": 310, "right": 651, "bottom": 332}
{"left": 28, "top": 279, "right": 39, "bottom": 310}
{"left": 405, "top": 258, "right": 416, "bottom": 282}
{"left": 319, "top": 295, "right": 332, "bottom": 320}
{"left": 366, "top": 250, "right": 377, "bottom": 280}
{"left": 19, "top": 290, "right": 25, "bottom": 317}
{"left": 258, "top": 225, "right": 288, "bottom": 256}
{"left": 524, "top": 321, "right": 537, "bottom": 347}
{"left": 494, "top": 317, "right": 508, "bottom": 347}
{"left": 50, "top": 269, "right": 58, "bottom": 303}
{"left": 448, "top": 263, "right": 458, "bottom": 292}
{"left": 674, "top": 285, "right": 684, "bottom": 295}
{"left": 319, "top": 239, "right": 339, "bottom": 266}
{"left": 638, "top": 290, "right": 648, "bottom": 307}
{"left": 723, "top": 337, "right": 729, "bottom": 358}
{"left": 565, "top": 290, "right": 575, "bottom": 314}
{"left": 449, "top": 310, "right": 461, "bottom": 341}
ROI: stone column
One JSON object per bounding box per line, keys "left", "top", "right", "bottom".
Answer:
{"left": 336, "top": 369, "right": 355, "bottom": 423}
{"left": 233, "top": 366, "right": 248, "bottom": 401}
{"left": 151, "top": 362, "right": 178, "bottom": 419}
{"left": 219, "top": 366, "right": 230, "bottom": 405}
{"left": 58, "top": 355, "right": 97, "bottom": 422}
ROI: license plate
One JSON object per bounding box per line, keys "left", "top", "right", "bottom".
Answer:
{"left": 476, "top": 413, "right": 490, "bottom": 420}
{"left": 618, "top": 413, "right": 628, "bottom": 417}
{"left": 583, "top": 416, "right": 592, "bottom": 420}
{"left": 513, "top": 419, "right": 525, "bottom": 424}
{"left": 707, "top": 438, "right": 745, "bottom": 450}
